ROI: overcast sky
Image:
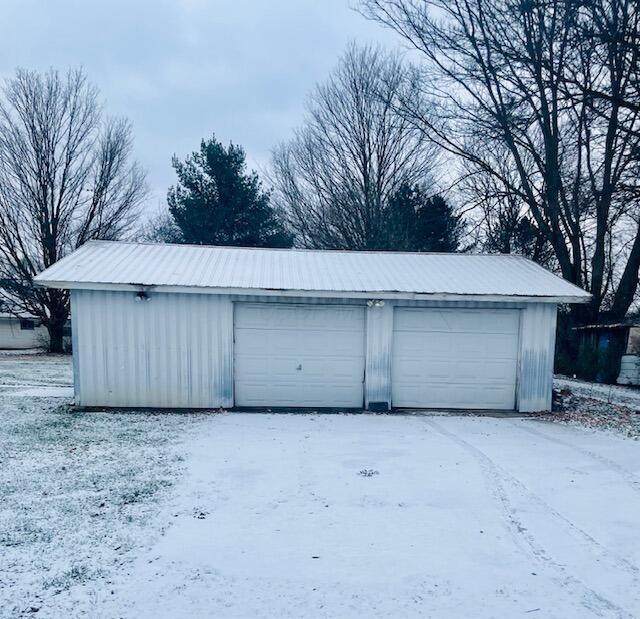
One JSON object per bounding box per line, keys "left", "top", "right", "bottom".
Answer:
{"left": 1, "top": 0, "right": 401, "bottom": 211}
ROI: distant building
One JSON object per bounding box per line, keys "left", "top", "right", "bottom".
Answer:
{"left": 0, "top": 312, "right": 48, "bottom": 349}
{"left": 575, "top": 322, "right": 640, "bottom": 385}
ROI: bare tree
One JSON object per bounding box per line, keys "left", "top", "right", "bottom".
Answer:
{"left": 270, "top": 43, "right": 439, "bottom": 250}
{"left": 361, "top": 0, "right": 640, "bottom": 321}
{"left": 565, "top": 2, "right": 640, "bottom": 117}
{"left": 462, "top": 150, "right": 554, "bottom": 266}
{"left": 0, "top": 68, "right": 147, "bottom": 352}
{"left": 140, "top": 209, "right": 183, "bottom": 243}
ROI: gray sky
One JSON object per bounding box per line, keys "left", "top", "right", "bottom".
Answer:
{"left": 1, "top": 0, "right": 400, "bottom": 210}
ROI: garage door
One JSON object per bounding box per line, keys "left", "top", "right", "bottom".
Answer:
{"left": 234, "top": 303, "right": 365, "bottom": 407}
{"left": 392, "top": 308, "right": 520, "bottom": 410}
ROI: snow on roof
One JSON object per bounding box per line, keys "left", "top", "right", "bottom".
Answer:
{"left": 0, "top": 312, "right": 38, "bottom": 320}
{"left": 576, "top": 323, "right": 640, "bottom": 330}
{"left": 34, "top": 240, "right": 591, "bottom": 302}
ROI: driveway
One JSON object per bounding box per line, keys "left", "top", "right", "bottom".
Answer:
{"left": 2, "top": 353, "right": 639, "bottom": 617}
{"left": 100, "top": 412, "right": 640, "bottom": 618}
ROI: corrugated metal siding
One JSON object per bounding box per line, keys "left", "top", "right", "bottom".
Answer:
{"left": 517, "top": 303, "right": 557, "bottom": 412}
{"left": 72, "top": 289, "right": 233, "bottom": 408}
{"left": 231, "top": 295, "right": 366, "bottom": 307}
{"left": 69, "top": 290, "right": 558, "bottom": 412}
{"left": 365, "top": 303, "right": 393, "bottom": 409}
{"left": 70, "top": 292, "right": 81, "bottom": 399}
{"left": 36, "top": 240, "right": 590, "bottom": 301}
{"left": 232, "top": 297, "right": 524, "bottom": 310}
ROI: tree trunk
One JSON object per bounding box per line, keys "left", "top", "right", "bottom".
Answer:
{"left": 47, "top": 320, "right": 66, "bottom": 354}
{"left": 46, "top": 292, "right": 69, "bottom": 354}
{"left": 609, "top": 222, "right": 640, "bottom": 320}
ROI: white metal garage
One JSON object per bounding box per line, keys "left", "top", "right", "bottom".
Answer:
{"left": 234, "top": 303, "right": 365, "bottom": 407}
{"left": 34, "top": 241, "right": 591, "bottom": 412}
{"left": 392, "top": 308, "right": 519, "bottom": 410}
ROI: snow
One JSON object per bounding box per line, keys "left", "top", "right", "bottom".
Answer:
{"left": 0, "top": 352, "right": 73, "bottom": 389}
{"left": 2, "top": 354, "right": 640, "bottom": 617}
{"left": 0, "top": 348, "right": 43, "bottom": 356}
{"left": 35, "top": 240, "right": 590, "bottom": 301}
{"left": 0, "top": 394, "right": 208, "bottom": 617}
{"left": 94, "top": 413, "right": 640, "bottom": 619}
{"left": 555, "top": 376, "right": 640, "bottom": 410}
{"left": 0, "top": 385, "right": 74, "bottom": 398}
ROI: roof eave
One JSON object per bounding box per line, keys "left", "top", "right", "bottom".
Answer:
{"left": 34, "top": 279, "right": 592, "bottom": 304}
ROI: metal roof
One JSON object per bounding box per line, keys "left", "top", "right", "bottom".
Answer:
{"left": 34, "top": 240, "right": 591, "bottom": 302}
{"left": 0, "top": 313, "right": 38, "bottom": 320}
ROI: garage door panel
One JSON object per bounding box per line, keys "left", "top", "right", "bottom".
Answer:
{"left": 285, "top": 330, "right": 363, "bottom": 354}
{"left": 234, "top": 303, "right": 365, "bottom": 407}
{"left": 236, "top": 381, "right": 364, "bottom": 407}
{"left": 236, "top": 352, "right": 363, "bottom": 379}
{"left": 233, "top": 329, "right": 269, "bottom": 350}
{"left": 236, "top": 328, "right": 363, "bottom": 357}
{"left": 396, "top": 332, "right": 513, "bottom": 358}
{"left": 487, "top": 334, "right": 519, "bottom": 355}
{"left": 393, "top": 356, "right": 516, "bottom": 383}
{"left": 394, "top": 332, "right": 447, "bottom": 354}
{"left": 236, "top": 304, "right": 362, "bottom": 331}
{"left": 396, "top": 308, "right": 519, "bottom": 335}
{"left": 235, "top": 355, "right": 270, "bottom": 378}
{"left": 394, "top": 383, "right": 515, "bottom": 409}
{"left": 392, "top": 308, "right": 519, "bottom": 410}
{"left": 394, "top": 364, "right": 514, "bottom": 386}
{"left": 271, "top": 357, "right": 362, "bottom": 381}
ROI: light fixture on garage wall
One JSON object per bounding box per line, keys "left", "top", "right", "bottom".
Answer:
{"left": 135, "top": 290, "right": 151, "bottom": 302}
{"left": 367, "top": 300, "right": 385, "bottom": 307}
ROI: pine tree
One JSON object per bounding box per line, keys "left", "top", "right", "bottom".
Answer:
{"left": 166, "top": 136, "right": 292, "bottom": 247}
{"left": 413, "top": 193, "right": 464, "bottom": 252}
{"left": 386, "top": 184, "right": 465, "bottom": 252}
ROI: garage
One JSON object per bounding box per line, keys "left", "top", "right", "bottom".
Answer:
{"left": 234, "top": 303, "right": 365, "bottom": 407}
{"left": 392, "top": 307, "right": 519, "bottom": 409}
{"left": 35, "top": 241, "right": 591, "bottom": 412}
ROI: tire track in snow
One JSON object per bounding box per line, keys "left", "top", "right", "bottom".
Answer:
{"left": 513, "top": 421, "right": 640, "bottom": 494}
{"left": 293, "top": 415, "right": 329, "bottom": 507}
{"left": 431, "top": 417, "right": 640, "bottom": 582}
{"left": 424, "top": 418, "right": 635, "bottom": 619}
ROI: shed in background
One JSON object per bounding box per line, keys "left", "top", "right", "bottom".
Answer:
{"left": 576, "top": 322, "right": 640, "bottom": 385}
{"left": 0, "top": 313, "right": 48, "bottom": 350}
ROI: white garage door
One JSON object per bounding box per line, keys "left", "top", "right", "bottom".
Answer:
{"left": 392, "top": 308, "right": 520, "bottom": 410}
{"left": 234, "top": 303, "right": 365, "bottom": 407}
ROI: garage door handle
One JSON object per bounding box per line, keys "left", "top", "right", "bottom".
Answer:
{"left": 296, "top": 364, "right": 302, "bottom": 371}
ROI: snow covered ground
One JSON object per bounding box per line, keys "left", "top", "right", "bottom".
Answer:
{"left": 2, "top": 354, "right": 640, "bottom": 618}
{"left": 555, "top": 376, "right": 640, "bottom": 410}
{"left": 0, "top": 351, "right": 73, "bottom": 390}
{"left": 0, "top": 392, "right": 207, "bottom": 616}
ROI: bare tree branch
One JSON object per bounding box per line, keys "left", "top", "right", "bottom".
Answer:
{"left": 0, "top": 68, "right": 148, "bottom": 351}
{"left": 270, "top": 43, "right": 440, "bottom": 250}
{"left": 362, "top": 0, "right": 640, "bottom": 320}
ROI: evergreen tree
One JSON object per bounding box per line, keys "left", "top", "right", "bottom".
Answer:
{"left": 166, "top": 136, "right": 292, "bottom": 247}
{"left": 383, "top": 183, "right": 418, "bottom": 251}
{"left": 413, "top": 194, "right": 464, "bottom": 252}
{"left": 386, "top": 184, "right": 465, "bottom": 252}
{"left": 483, "top": 212, "right": 554, "bottom": 266}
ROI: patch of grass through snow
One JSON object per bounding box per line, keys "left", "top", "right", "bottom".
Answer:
{"left": 0, "top": 392, "right": 207, "bottom": 617}
{"left": 44, "top": 564, "right": 106, "bottom": 593}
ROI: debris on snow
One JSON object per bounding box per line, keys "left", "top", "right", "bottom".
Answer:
{"left": 548, "top": 379, "right": 640, "bottom": 438}
{"left": 555, "top": 376, "right": 640, "bottom": 410}
{"left": 358, "top": 469, "right": 380, "bottom": 477}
